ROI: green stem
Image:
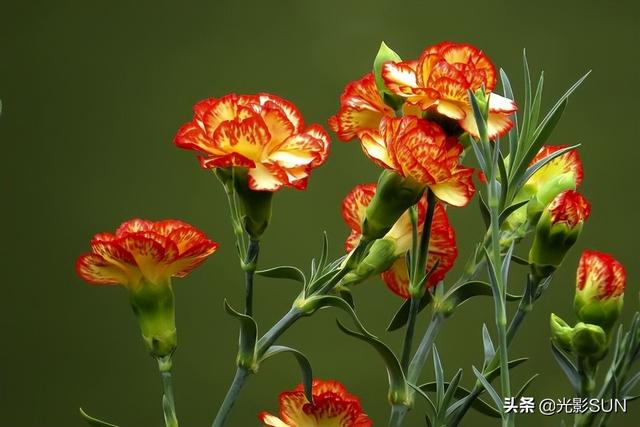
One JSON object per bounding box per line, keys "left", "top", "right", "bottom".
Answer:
{"left": 211, "top": 367, "right": 249, "bottom": 427}
{"left": 157, "top": 357, "right": 179, "bottom": 427}
{"left": 400, "top": 297, "right": 420, "bottom": 371}
{"left": 256, "top": 308, "right": 303, "bottom": 357}
{"left": 408, "top": 312, "right": 445, "bottom": 386}
{"left": 389, "top": 405, "right": 408, "bottom": 427}
{"left": 243, "top": 239, "right": 260, "bottom": 316}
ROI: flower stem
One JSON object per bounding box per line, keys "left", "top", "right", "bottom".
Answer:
{"left": 389, "top": 404, "right": 408, "bottom": 427}
{"left": 243, "top": 239, "right": 260, "bottom": 316}
{"left": 407, "top": 312, "right": 445, "bottom": 385}
{"left": 157, "top": 357, "right": 179, "bottom": 427}
{"left": 211, "top": 367, "right": 250, "bottom": 427}
{"left": 400, "top": 296, "right": 420, "bottom": 371}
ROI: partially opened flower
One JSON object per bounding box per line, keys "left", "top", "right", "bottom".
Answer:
{"left": 382, "top": 41, "right": 517, "bottom": 139}
{"left": 502, "top": 145, "right": 584, "bottom": 244}
{"left": 358, "top": 115, "right": 475, "bottom": 207}
{"left": 329, "top": 72, "right": 420, "bottom": 141}
{"left": 343, "top": 183, "right": 457, "bottom": 298}
{"left": 259, "top": 379, "right": 372, "bottom": 427}
{"left": 174, "top": 93, "right": 330, "bottom": 191}
{"left": 574, "top": 250, "right": 626, "bottom": 331}
{"left": 76, "top": 219, "right": 218, "bottom": 357}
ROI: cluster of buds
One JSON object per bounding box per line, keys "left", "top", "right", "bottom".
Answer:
{"left": 551, "top": 250, "right": 626, "bottom": 361}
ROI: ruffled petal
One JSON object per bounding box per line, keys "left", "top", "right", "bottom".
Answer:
{"left": 116, "top": 219, "right": 154, "bottom": 237}
{"left": 381, "top": 258, "right": 410, "bottom": 298}
{"left": 358, "top": 129, "right": 395, "bottom": 169}
{"left": 247, "top": 163, "right": 288, "bottom": 191}
{"left": 459, "top": 106, "right": 513, "bottom": 139}
{"left": 258, "top": 412, "right": 290, "bottom": 427}
{"left": 382, "top": 62, "right": 418, "bottom": 95}
{"left": 341, "top": 183, "right": 376, "bottom": 232}
{"left": 76, "top": 254, "right": 130, "bottom": 285}
{"left": 488, "top": 92, "right": 517, "bottom": 113}
{"left": 430, "top": 169, "right": 476, "bottom": 207}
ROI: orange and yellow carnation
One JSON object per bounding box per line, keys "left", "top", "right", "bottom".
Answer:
{"left": 382, "top": 41, "right": 517, "bottom": 139}
{"left": 328, "top": 72, "right": 420, "bottom": 141}
{"left": 343, "top": 183, "right": 457, "bottom": 298}
{"left": 358, "top": 116, "right": 475, "bottom": 207}
{"left": 259, "top": 379, "right": 372, "bottom": 427}
{"left": 174, "top": 93, "right": 330, "bottom": 191}
{"left": 76, "top": 218, "right": 218, "bottom": 287}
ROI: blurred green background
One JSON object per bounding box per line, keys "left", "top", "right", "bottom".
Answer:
{"left": 1, "top": 1, "right": 638, "bottom": 426}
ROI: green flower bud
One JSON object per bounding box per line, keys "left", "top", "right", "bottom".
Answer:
{"left": 570, "top": 322, "right": 608, "bottom": 361}
{"left": 362, "top": 170, "right": 424, "bottom": 242}
{"left": 341, "top": 238, "right": 397, "bottom": 286}
{"left": 550, "top": 313, "right": 574, "bottom": 353}
{"left": 529, "top": 190, "right": 590, "bottom": 279}
{"left": 574, "top": 250, "right": 626, "bottom": 332}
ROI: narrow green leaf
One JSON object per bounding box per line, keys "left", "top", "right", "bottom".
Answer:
{"left": 336, "top": 286, "right": 355, "bottom": 308}
{"left": 336, "top": 321, "right": 406, "bottom": 394}
{"left": 306, "top": 295, "right": 372, "bottom": 335}
{"left": 468, "top": 90, "right": 490, "bottom": 144}
{"left": 433, "top": 345, "right": 445, "bottom": 406}
{"left": 515, "top": 374, "right": 539, "bottom": 399}
{"left": 386, "top": 290, "right": 432, "bottom": 331}
{"left": 224, "top": 300, "right": 257, "bottom": 357}
{"left": 421, "top": 383, "right": 502, "bottom": 419}
{"left": 442, "top": 369, "right": 463, "bottom": 409}
{"left": 519, "top": 49, "right": 533, "bottom": 149}
{"left": 373, "top": 41, "right": 402, "bottom": 99}
{"left": 256, "top": 265, "right": 306, "bottom": 284}
{"left": 499, "top": 68, "right": 519, "bottom": 162}
{"left": 482, "top": 324, "right": 496, "bottom": 365}
{"left": 319, "top": 231, "right": 329, "bottom": 271}
{"left": 621, "top": 372, "right": 640, "bottom": 397}
{"left": 485, "top": 358, "right": 529, "bottom": 383}
{"left": 527, "top": 71, "right": 545, "bottom": 139}
{"left": 550, "top": 342, "right": 580, "bottom": 392}
{"left": 261, "top": 346, "right": 314, "bottom": 404}
{"left": 79, "top": 408, "right": 118, "bottom": 427}
{"left": 510, "top": 255, "right": 530, "bottom": 266}
{"left": 408, "top": 383, "right": 437, "bottom": 418}
{"left": 472, "top": 366, "right": 503, "bottom": 411}
{"left": 497, "top": 153, "right": 509, "bottom": 209}
{"left": 444, "top": 281, "right": 521, "bottom": 310}
{"left": 478, "top": 193, "right": 491, "bottom": 229}
{"left": 498, "top": 200, "right": 529, "bottom": 225}
{"left": 501, "top": 242, "right": 515, "bottom": 285}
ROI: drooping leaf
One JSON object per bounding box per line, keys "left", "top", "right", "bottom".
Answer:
{"left": 510, "top": 255, "right": 530, "bottom": 266}
{"left": 408, "top": 382, "right": 437, "bottom": 418}
{"left": 224, "top": 300, "right": 257, "bottom": 358}
{"left": 256, "top": 265, "right": 306, "bottom": 284}
{"left": 443, "top": 281, "right": 521, "bottom": 312}
{"left": 336, "top": 321, "right": 406, "bottom": 394}
{"left": 79, "top": 408, "right": 118, "bottom": 427}
{"left": 261, "top": 346, "right": 314, "bottom": 404}
{"left": 306, "top": 295, "right": 372, "bottom": 335}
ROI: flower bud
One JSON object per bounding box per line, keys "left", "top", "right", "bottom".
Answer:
{"left": 570, "top": 322, "right": 608, "bottom": 361}
{"left": 129, "top": 280, "right": 177, "bottom": 357}
{"left": 341, "top": 238, "right": 397, "bottom": 286}
{"left": 574, "top": 250, "right": 626, "bottom": 332}
{"left": 529, "top": 190, "right": 591, "bottom": 279}
{"left": 361, "top": 170, "right": 424, "bottom": 242}
{"left": 550, "top": 313, "right": 574, "bottom": 352}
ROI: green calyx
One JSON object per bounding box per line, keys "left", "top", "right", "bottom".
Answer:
{"left": 525, "top": 173, "right": 577, "bottom": 223}
{"left": 128, "top": 279, "right": 177, "bottom": 358}
{"left": 528, "top": 209, "right": 583, "bottom": 280}
{"left": 550, "top": 314, "right": 608, "bottom": 362}
{"left": 574, "top": 292, "right": 624, "bottom": 333}
{"left": 217, "top": 167, "right": 273, "bottom": 241}
{"left": 341, "top": 238, "right": 397, "bottom": 286}
{"left": 362, "top": 170, "right": 424, "bottom": 242}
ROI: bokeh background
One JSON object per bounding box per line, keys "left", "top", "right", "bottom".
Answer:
{"left": 1, "top": 1, "right": 638, "bottom": 426}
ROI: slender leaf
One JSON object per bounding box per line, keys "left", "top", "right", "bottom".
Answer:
{"left": 478, "top": 193, "right": 491, "bottom": 229}
{"left": 79, "top": 408, "right": 118, "bottom": 427}
{"left": 256, "top": 265, "right": 306, "bottom": 284}
{"left": 515, "top": 374, "right": 539, "bottom": 399}
{"left": 621, "top": 372, "right": 640, "bottom": 397}
{"left": 550, "top": 342, "right": 580, "bottom": 392}
{"left": 421, "top": 382, "right": 502, "bottom": 418}
{"left": 528, "top": 71, "right": 545, "bottom": 139}
{"left": 408, "top": 383, "right": 437, "bottom": 418}
{"left": 444, "top": 281, "right": 521, "bottom": 310}
{"left": 482, "top": 324, "right": 496, "bottom": 365}
{"left": 387, "top": 290, "right": 432, "bottom": 331}
{"left": 472, "top": 366, "right": 503, "bottom": 410}
{"left": 433, "top": 345, "right": 445, "bottom": 406}
{"left": 305, "top": 295, "right": 372, "bottom": 335}
{"left": 468, "top": 90, "right": 490, "bottom": 145}
{"left": 485, "top": 358, "right": 529, "bottom": 383}
{"left": 501, "top": 242, "right": 515, "bottom": 286}
{"left": 500, "top": 68, "right": 519, "bottom": 161}
{"left": 319, "top": 231, "right": 329, "bottom": 272}
{"left": 261, "top": 346, "right": 314, "bottom": 403}
{"left": 442, "top": 369, "right": 463, "bottom": 409}
{"left": 498, "top": 200, "right": 529, "bottom": 225}
{"left": 510, "top": 255, "right": 530, "bottom": 266}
